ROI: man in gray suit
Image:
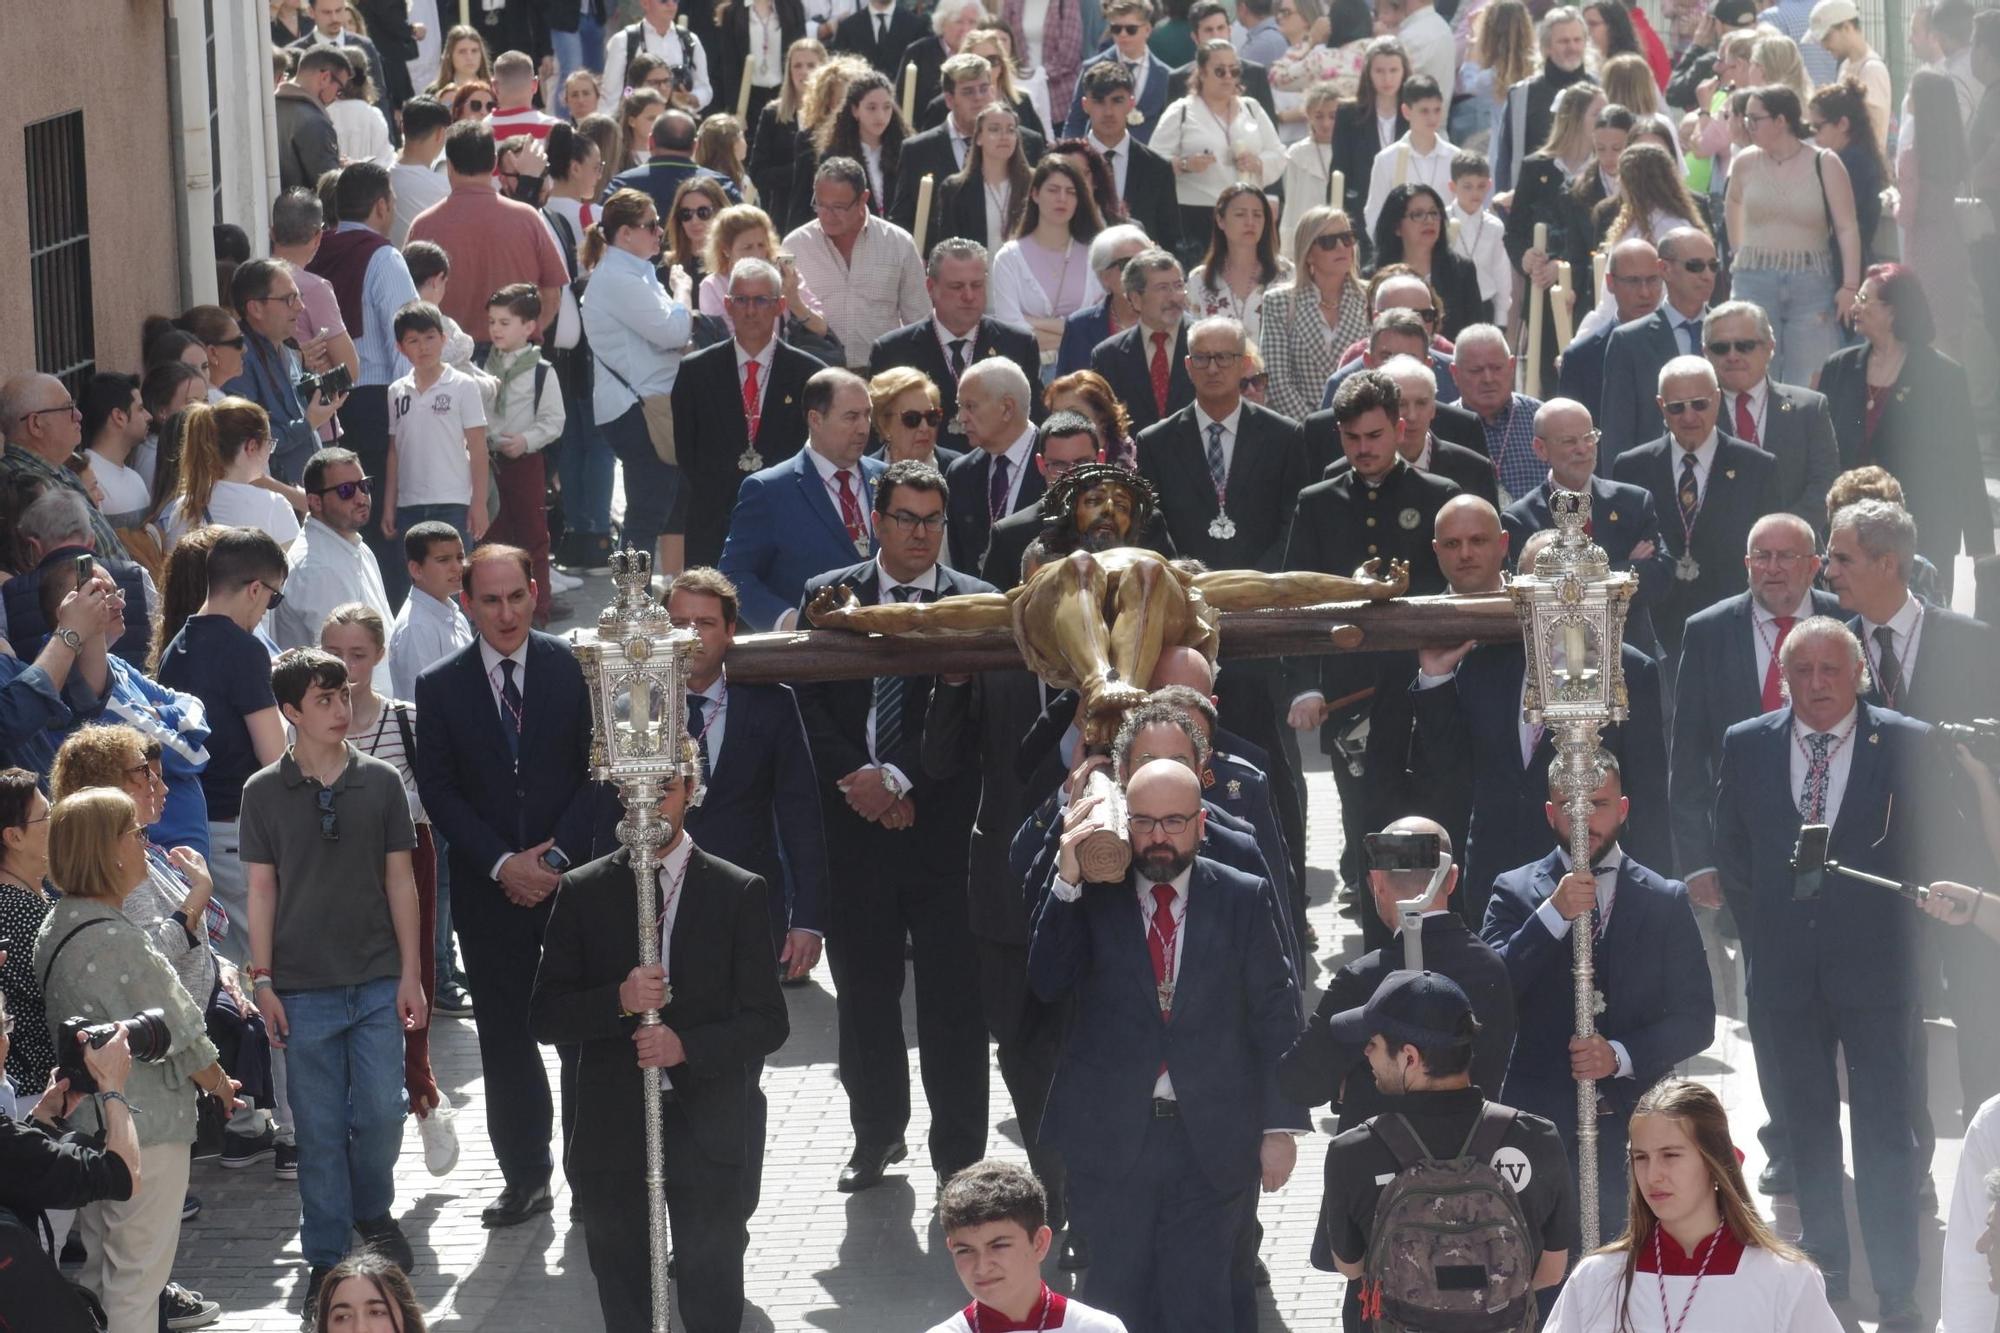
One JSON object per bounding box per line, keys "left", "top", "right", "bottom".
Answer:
{"left": 1703, "top": 301, "right": 1840, "bottom": 538}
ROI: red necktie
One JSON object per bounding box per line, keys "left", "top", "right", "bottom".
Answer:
{"left": 1150, "top": 330, "right": 1171, "bottom": 416}
{"left": 580, "top": 201, "right": 594, "bottom": 228}
{"left": 741, "top": 359, "right": 761, "bottom": 442}
{"left": 835, "top": 469, "right": 868, "bottom": 547}
{"left": 1762, "top": 615, "right": 1796, "bottom": 712}
{"left": 1147, "top": 883, "right": 1178, "bottom": 1043}
{"left": 1735, "top": 391, "right": 1758, "bottom": 445}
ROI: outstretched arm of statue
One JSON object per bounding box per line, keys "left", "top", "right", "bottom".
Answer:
{"left": 804, "top": 584, "right": 1016, "bottom": 633}
{"left": 1192, "top": 558, "right": 1410, "bottom": 612}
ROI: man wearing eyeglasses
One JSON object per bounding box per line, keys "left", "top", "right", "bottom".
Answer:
{"left": 1701, "top": 300, "right": 1840, "bottom": 536}
{"left": 271, "top": 448, "right": 395, "bottom": 651}
{"left": 1598, "top": 227, "right": 1720, "bottom": 473}
{"left": 0, "top": 375, "right": 133, "bottom": 563}
{"left": 274, "top": 47, "right": 349, "bottom": 192}
{"left": 785, "top": 158, "right": 929, "bottom": 371}
{"left": 228, "top": 258, "right": 349, "bottom": 487}
{"left": 674, "top": 258, "right": 828, "bottom": 570}
{"left": 794, "top": 459, "right": 997, "bottom": 1194}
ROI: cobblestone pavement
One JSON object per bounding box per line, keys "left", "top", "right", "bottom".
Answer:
{"left": 163, "top": 570, "right": 1965, "bottom": 1332}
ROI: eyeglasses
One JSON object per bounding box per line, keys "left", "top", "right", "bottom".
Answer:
{"left": 123, "top": 759, "right": 162, "bottom": 785}
{"left": 255, "top": 291, "right": 304, "bottom": 308}
{"left": 259, "top": 580, "right": 287, "bottom": 610}
{"left": 1208, "top": 65, "right": 1242, "bottom": 79}
{"left": 209, "top": 336, "right": 247, "bottom": 350}
{"left": 1403, "top": 208, "right": 1443, "bottom": 223}
{"left": 1128, "top": 812, "right": 1198, "bottom": 836}
{"left": 1240, "top": 372, "right": 1270, "bottom": 392}
{"left": 1313, "top": 231, "right": 1359, "bottom": 250}
{"left": 313, "top": 477, "right": 374, "bottom": 500}
{"left": 317, "top": 786, "right": 340, "bottom": 841}
{"left": 1661, "top": 397, "right": 1713, "bottom": 415}
{"left": 883, "top": 509, "right": 947, "bottom": 533}
{"left": 1748, "top": 547, "right": 1813, "bottom": 566}
{"left": 813, "top": 193, "right": 864, "bottom": 214}
{"left": 20, "top": 402, "right": 79, "bottom": 421}
{"left": 1540, "top": 429, "right": 1602, "bottom": 448}
{"left": 726, "top": 293, "right": 778, "bottom": 309}
{"left": 1109, "top": 21, "right": 1146, "bottom": 33}
{"left": 1742, "top": 111, "right": 1771, "bottom": 126}
{"left": 639, "top": 218, "right": 665, "bottom": 232}
{"left": 678, "top": 204, "right": 715, "bottom": 222}
{"left": 1679, "top": 258, "right": 1723, "bottom": 274}
{"left": 898, "top": 409, "right": 945, "bottom": 429}
{"left": 644, "top": 73, "right": 674, "bottom": 88}
{"left": 1188, "top": 351, "right": 1242, "bottom": 369}
{"left": 466, "top": 98, "right": 497, "bottom": 112}
{"left": 1706, "top": 338, "right": 1763, "bottom": 356}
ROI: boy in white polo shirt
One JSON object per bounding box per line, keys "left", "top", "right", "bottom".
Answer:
{"left": 383, "top": 301, "right": 490, "bottom": 549}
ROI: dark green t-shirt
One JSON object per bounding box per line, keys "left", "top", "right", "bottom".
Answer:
{"left": 240, "top": 745, "right": 418, "bottom": 991}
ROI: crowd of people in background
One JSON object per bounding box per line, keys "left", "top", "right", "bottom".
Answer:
{"left": 4, "top": 0, "right": 2000, "bottom": 1329}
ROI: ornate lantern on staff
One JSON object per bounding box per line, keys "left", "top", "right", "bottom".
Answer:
{"left": 1507, "top": 489, "right": 1635, "bottom": 1251}
{"left": 571, "top": 549, "right": 698, "bottom": 1333}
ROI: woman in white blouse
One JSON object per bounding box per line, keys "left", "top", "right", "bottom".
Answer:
{"left": 1151, "top": 39, "right": 1288, "bottom": 253}
{"left": 1185, "top": 183, "right": 1293, "bottom": 344}
{"left": 327, "top": 51, "right": 396, "bottom": 168}
{"left": 990, "top": 157, "right": 1105, "bottom": 367}
{"left": 157, "top": 398, "right": 302, "bottom": 551}
{"left": 1545, "top": 1080, "right": 1843, "bottom": 1333}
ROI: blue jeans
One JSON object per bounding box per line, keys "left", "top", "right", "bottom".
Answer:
{"left": 280, "top": 978, "right": 407, "bottom": 1267}
{"left": 602, "top": 402, "right": 680, "bottom": 561}
{"left": 433, "top": 833, "right": 462, "bottom": 983}
{"left": 1730, "top": 265, "right": 1841, "bottom": 387}
{"left": 556, "top": 391, "right": 616, "bottom": 536}
{"left": 396, "top": 503, "right": 470, "bottom": 552}
{"left": 550, "top": 12, "right": 606, "bottom": 82}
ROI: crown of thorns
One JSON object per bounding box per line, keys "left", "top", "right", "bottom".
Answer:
{"left": 1040, "top": 462, "right": 1157, "bottom": 527}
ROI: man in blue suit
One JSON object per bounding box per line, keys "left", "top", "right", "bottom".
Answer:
{"left": 1030, "top": 757, "right": 1305, "bottom": 1331}
{"left": 1482, "top": 757, "right": 1714, "bottom": 1240}
{"left": 1596, "top": 228, "right": 1717, "bottom": 474}
{"left": 414, "top": 544, "right": 599, "bottom": 1229}
{"left": 1554, "top": 237, "right": 1662, "bottom": 425}
{"left": 720, "top": 367, "right": 884, "bottom": 631}
{"left": 1713, "top": 617, "right": 1950, "bottom": 1327}
{"left": 1061, "top": 0, "right": 1174, "bottom": 141}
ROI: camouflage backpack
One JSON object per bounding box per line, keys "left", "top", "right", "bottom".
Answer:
{"left": 1357, "top": 1102, "right": 1537, "bottom": 1333}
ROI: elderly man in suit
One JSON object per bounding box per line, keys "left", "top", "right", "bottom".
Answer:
{"left": 1057, "top": 226, "right": 1157, "bottom": 377}
{"left": 530, "top": 752, "right": 788, "bottom": 1333}
{"left": 1714, "top": 618, "right": 1957, "bottom": 1328}
{"left": 943, "top": 358, "right": 1047, "bottom": 572}
{"left": 673, "top": 258, "right": 827, "bottom": 570}
{"left": 1556, "top": 237, "right": 1662, "bottom": 426}
{"left": 868, "top": 238, "right": 1043, "bottom": 436}
{"left": 1669, "top": 511, "right": 1836, "bottom": 1194}
{"left": 1703, "top": 300, "right": 1840, "bottom": 537}
{"left": 1609, "top": 355, "right": 1781, "bottom": 662}
{"left": 1503, "top": 397, "right": 1669, "bottom": 653}
{"left": 415, "top": 545, "right": 599, "bottom": 1229}
{"left": 1093, "top": 248, "right": 1196, "bottom": 434}
{"left": 1483, "top": 757, "right": 1715, "bottom": 1240}
{"left": 1071, "top": 61, "right": 1182, "bottom": 246}
{"left": 797, "top": 460, "right": 997, "bottom": 1193}
{"left": 1031, "top": 756, "right": 1305, "bottom": 1331}
{"left": 1063, "top": 0, "right": 1176, "bottom": 142}
{"left": 978, "top": 412, "right": 1123, "bottom": 588}
{"left": 1319, "top": 354, "right": 1497, "bottom": 503}
{"left": 1598, "top": 228, "right": 1719, "bottom": 473}
{"left": 720, "top": 368, "right": 885, "bottom": 631}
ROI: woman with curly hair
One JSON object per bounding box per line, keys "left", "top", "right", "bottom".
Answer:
{"left": 869, "top": 367, "right": 960, "bottom": 471}
{"left": 806, "top": 70, "right": 908, "bottom": 221}
{"left": 1047, "top": 369, "right": 1136, "bottom": 467}
{"left": 781, "top": 53, "right": 873, "bottom": 228}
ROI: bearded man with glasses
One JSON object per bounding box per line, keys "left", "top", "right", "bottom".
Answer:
{"left": 271, "top": 447, "right": 395, "bottom": 651}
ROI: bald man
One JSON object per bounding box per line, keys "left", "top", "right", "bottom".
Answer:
{"left": 1031, "top": 757, "right": 1306, "bottom": 1331}
{"left": 0, "top": 373, "right": 131, "bottom": 560}
{"left": 1555, "top": 237, "right": 1663, "bottom": 424}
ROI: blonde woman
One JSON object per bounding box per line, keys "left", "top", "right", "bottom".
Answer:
{"left": 748, "top": 38, "right": 827, "bottom": 225}
{"left": 424, "top": 25, "right": 490, "bottom": 96}
{"left": 1281, "top": 85, "right": 1351, "bottom": 245}
{"left": 1260, "top": 206, "right": 1369, "bottom": 419}
{"left": 869, "top": 367, "right": 957, "bottom": 469}
{"left": 1600, "top": 50, "right": 1660, "bottom": 118}
{"left": 1452, "top": 0, "right": 1533, "bottom": 151}
{"left": 157, "top": 398, "right": 301, "bottom": 550}
{"left": 1746, "top": 33, "right": 1813, "bottom": 106}
{"left": 784, "top": 53, "right": 872, "bottom": 228}
{"left": 695, "top": 203, "right": 829, "bottom": 339}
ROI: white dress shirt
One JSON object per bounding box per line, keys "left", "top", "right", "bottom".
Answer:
{"left": 865, "top": 556, "right": 941, "bottom": 791}
{"left": 653, "top": 835, "right": 697, "bottom": 1089}
{"left": 1363, "top": 132, "right": 1458, "bottom": 234}
{"left": 1535, "top": 843, "right": 1635, "bottom": 1078}
{"left": 931, "top": 317, "right": 981, "bottom": 384}
{"left": 272, "top": 516, "right": 395, "bottom": 652}
{"left": 388, "top": 586, "right": 474, "bottom": 701}
{"left": 1193, "top": 400, "right": 1245, "bottom": 484}
{"left": 1139, "top": 864, "right": 1191, "bottom": 1099}
{"left": 1860, "top": 591, "right": 1924, "bottom": 701}
{"left": 1397, "top": 4, "right": 1458, "bottom": 102}
{"left": 604, "top": 19, "right": 714, "bottom": 111}
{"left": 1730, "top": 378, "right": 1770, "bottom": 444}
{"left": 1088, "top": 129, "right": 1132, "bottom": 198}
{"left": 1790, "top": 704, "right": 1859, "bottom": 828}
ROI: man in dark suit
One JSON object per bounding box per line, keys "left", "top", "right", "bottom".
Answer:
{"left": 1703, "top": 300, "right": 1841, "bottom": 537}
{"left": 891, "top": 54, "right": 1046, "bottom": 231}
{"left": 1714, "top": 618, "right": 1953, "bottom": 1325}
{"left": 1502, "top": 396, "right": 1670, "bottom": 652}
{"left": 415, "top": 545, "right": 599, "bottom": 1229}
{"left": 720, "top": 367, "right": 885, "bottom": 631}
{"left": 1062, "top": 1, "right": 1175, "bottom": 143}
{"left": 1069, "top": 63, "right": 1182, "bottom": 253}
{"left": 1483, "top": 758, "right": 1714, "bottom": 1239}
{"left": 1597, "top": 227, "right": 1718, "bottom": 472}
{"left": 1826, "top": 498, "right": 2000, "bottom": 1125}
{"left": 981, "top": 413, "right": 1103, "bottom": 587}
{"left": 529, "top": 758, "right": 789, "bottom": 1333}
{"left": 1029, "top": 757, "right": 1305, "bottom": 1330}
{"left": 1323, "top": 305, "right": 1466, "bottom": 413}
{"left": 1556, "top": 237, "right": 1663, "bottom": 426}
{"left": 1164, "top": 0, "right": 1278, "bottom": 121}
{"left": 1668, "top": 511, "right": 1836, "bottom": 1193}
{"left": 1608, "top": 357, "right": 1782, "bottom": 660}
{"left": 867, "top": 238, "right": 1042, "bottom": 441}
{"left": 1316, "top": 353, "right": 1497, "bottom": 504}
{"left": 291, "top": 0, "right": 393, "bottom": 128}
{"left": 609, "top": 110, "right": 744, "bottom": 221}
{"left": 673, "top": 259, "right": 826, "bottom": 569}
{"left": 835, "top": 0, "right": 924, "bottom": 75}
{"left": 795, "top": 460, "right": 996, "bottom": 1192}
{"left": 1093, "top": 249, "right": 1195, "bottom": 434}
{"left": 943, "top": 358, "right": 1047, "bottom": 571}
{"left": 1057, "top": 228, "right": 1155, "bottom": 376}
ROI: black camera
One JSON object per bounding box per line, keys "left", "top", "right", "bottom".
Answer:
{"left": 296, "top": 363, "right": 354, "bottom": 404}
{"left": 55, "top": 1009, "right": 171, "bottom": 1095}
{"left": 1936, "top": 718, "right": 2000, "bottom": 769}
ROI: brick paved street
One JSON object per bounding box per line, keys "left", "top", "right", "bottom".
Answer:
{"left": 163, "top": 569, "right": 1967, "bottom": 1332}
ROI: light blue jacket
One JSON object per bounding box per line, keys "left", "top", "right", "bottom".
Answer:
{"left": 580, "top": 246, "right": 691, "bottom": 422}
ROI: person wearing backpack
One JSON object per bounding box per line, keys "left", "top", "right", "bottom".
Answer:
{"left": 1316, "top": 970, "right": 1575, "bottom": 1333}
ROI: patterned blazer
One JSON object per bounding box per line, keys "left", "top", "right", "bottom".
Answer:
{"left": 1258, "top": 279, "right": 1369, "bottom": 423}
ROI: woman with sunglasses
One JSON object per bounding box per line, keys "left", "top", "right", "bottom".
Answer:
{"left": 664, "top": 176, "right": 732, "bottom": 289}
{"left": 868, "top": 367, "right": 961, "bottom": 471}
{"left": 1153, "top": 39, "right": 1288, "bottom": 259}
{"left": 449, "top": 80, "right": 497, "bottom": 123}
{"left": 157, "top": 399, "right": 301, "bottom": 552}
{"left": 1724, "top": 83, "right": 1861, "bottom": 388}
{"left": 1260, "top": 206, "right": 1369, "bottom": 420}
{"left": 1372, "top": 182, "right": 1487, "bottom": 340}
{"left": 168, "top": 306, "right": 249, "bottom": 394}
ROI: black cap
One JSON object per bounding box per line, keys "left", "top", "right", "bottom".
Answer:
{"left": 1715, "top": 0, "right": 1759, "bottom": 26}
{"left": 1327, "top": 970, "right": 1474, "bottom": 1049}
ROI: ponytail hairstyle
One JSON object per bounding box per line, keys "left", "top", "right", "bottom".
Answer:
{"left": 171, "top": 396, "right": 270, "bottom": 521}
{"left": 579, "top": 188, "right": 658, "bottom": 271}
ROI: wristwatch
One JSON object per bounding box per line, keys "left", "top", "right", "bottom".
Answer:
{"left": 880, "top": 766, "right": 908, "bottom": 800}
{"left": 53, "top": 627, "right": 83, "bottom": 652}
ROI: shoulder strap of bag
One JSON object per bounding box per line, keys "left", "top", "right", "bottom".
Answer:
{"left": 392, "top": 701, "right": 417, "bottom": 768}
{"left": 39, "top": 918, "right": 112, "bottom": 994}
{"left": 1460, "top": 1101, "right": 1518, "bottom": 1161}
{"left": 1369, "top": 1112, "right": 1436, "bottom": 1170}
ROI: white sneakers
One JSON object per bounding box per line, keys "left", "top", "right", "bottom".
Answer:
{"left": 419, "top": 1091, "right": 460, "bottom": 1176}
{"left": 547, "top": 568, "right": 583, "bottom": 593}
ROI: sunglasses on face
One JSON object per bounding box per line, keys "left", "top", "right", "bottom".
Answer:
{"left": 1706, "top": 338, "right": 1763, "bottom": 355}
{"left": 1109, "top": 21, "right": 1146, "bottom": 33}
{"left": 1662, "top": 397, "right": 1712, "bottom": 415}
{"left": 259, "top": 580, "right": 287, "bottom": 610}
{"left": 640, "top": 218, "right": 665, "bottom": 232}
{"left": 1240, "top": 372, "right": 1270, "bottom": 392}
{"left": 679, "top": 204, "right": 715, "bottom": 222}
{"left": 1313, "top": 231, "right": 1358, "bottom": 250}
{"left": 1679, "top": 258, "right": 1723, "bottom": 274}
{"left": 209, "top": 336, "right": 247, "bottom": 350}
{"left": 467, "top": 99, "right": 496, "bottom": 112}
{"left": 1209, "top": 65, "right": 1242, "bottom": 78}
{"left": 314, "top": 477, "right": 374, "bottom": 500}
{"left": 899, "top": 409, "right": 945, "bottom": 429}
{"left": 1403, "top": 208, "right": 1442, "bottom": 223}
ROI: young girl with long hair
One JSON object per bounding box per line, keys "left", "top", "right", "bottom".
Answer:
{"left": 1603, "top": 141, "right": 1704, "bottom": 246}
{"left": 615, "top": 87, "right": 668, "bottom": 172}
{"left": 157, "top": 398, "right": 301, "bottom": 550}
{"left": 747, "top": 38, "right": 827, "bottom": 225}
{"left": 934, "top": 101, "right": 1033, "bottom": 252}
{"left": 425, "top": 25, "right": 491, "bottom": 95}
{"left": 991, "top": 157, "right": 1107, "bottom": 359}
{"left": 812, "top": 70, "right": 908, "bottom": 217}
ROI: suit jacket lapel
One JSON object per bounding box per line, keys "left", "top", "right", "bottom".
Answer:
{"left": 1832, "top": 708, "right": 1888, "bottom": 850}
{"left": 463, "top": 642, "right": 514, "bottom": 761}
{"left": 1171, "top": 861, "right": 1218, "bottom": 1026}
{"left": 793, "top": 449, "right": 853, "bottom": 549}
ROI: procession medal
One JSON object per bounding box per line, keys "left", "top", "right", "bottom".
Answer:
{"left": 738, "top": 444, "right": 764, "bottom": 472}
{"left": 1157, "top": 980, "right": 1174, "bottom": 1013}
{"left": 1675, "top": 553, "right": 1700, "bottom": 581}
{"left": 1209, "top": 512, "right": 1237, "bottom": 540}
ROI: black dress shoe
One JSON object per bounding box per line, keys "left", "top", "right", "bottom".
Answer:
{"left": 481, "top": 1182, "right": 555, "bottom": 1228}
{"left": 836, "top": 1140, "right": 908, "bottom": 1192}
{"left": 1059, "top": 1236, "right": 1089, "bottom": 1270}
{"left": 1756, "top": 1159, "right": 1795, "bottom": 1196}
